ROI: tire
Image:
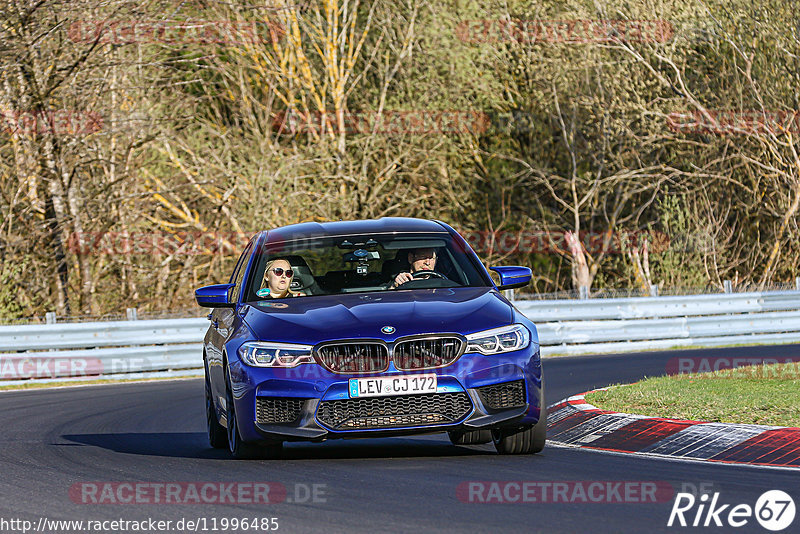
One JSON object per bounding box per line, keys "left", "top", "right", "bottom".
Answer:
{"left": 205, "top": 361, "right": 227, "bottom": 449}
{"left": 532, "top": 407, "right": 547, "bottom": 453}
{"left": 448, "top": 429, "right": 493, "bottom": 445}
{"left": 493, "top": 385, "right": 547, "bottom": 455}
{"left": 225, "top": 367, "right": 282, "bottom": 460}
{"left": 533, "top": 381, "right": 547, "bottom": 453}
{"left": 492, "top": 425, "right": 536, "bottom": 454}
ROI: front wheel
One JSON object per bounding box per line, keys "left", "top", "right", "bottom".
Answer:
{"left": 532, "top": 407, "right": 547, "bottom": 453}
{"left": 493, "top": 411, "right": 547, "bottom": 454}
{"left": 225, "top": 369, "right": 282, "bottom": 459}
{"left": 493, "top": 425, "right": 534, "bottom": 454}
{"left": 493, "top": 381, "right": 547, "bottom": 454}
{"left": 205, "top": 362, "right": 227, "bottom": 449}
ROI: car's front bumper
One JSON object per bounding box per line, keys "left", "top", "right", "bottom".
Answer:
{"left": 230, "top": 347, "right": 543, "bottom": 443}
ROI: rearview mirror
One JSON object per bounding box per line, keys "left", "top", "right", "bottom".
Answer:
{"left": 490, "top": 266, "right": 532, "bottom": 290}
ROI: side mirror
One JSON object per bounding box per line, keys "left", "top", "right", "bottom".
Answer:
{"left": 195, "top": 283, "right": 236, "bottom": 308}
{"left": 490, "top": 266, "right": 532, "bottom": 290}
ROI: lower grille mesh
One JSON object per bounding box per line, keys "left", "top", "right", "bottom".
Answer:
{"left": 317, "top": 392, "right": 472, "bottom": 430}
{"left": 256, "top": 397, "right": 305, "bottom": 424}
{"left": 476, "top": 380, "right": 526, "bottom": 410}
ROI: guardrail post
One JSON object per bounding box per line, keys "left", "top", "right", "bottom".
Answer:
{"left": 723, "top": 280, "right": 732, "bottom": 293}
{"left": 579, "top": 285, "right": 589, "bottom": 299}
{"left": 126, "top": 308, "right": 138, "bottom": 321}
{"left": 649, "top": 284, "right": 659, "bottom": 297}
{"left": 796, "top": 276, "right": 800, "bottom": 291}
{"left": 503, "top": 289, "right": 515, "bottom": 302}
{"left": 45, "top": 312, "right": 56, "bottom": 324}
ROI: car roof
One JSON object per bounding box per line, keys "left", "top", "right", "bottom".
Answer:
{"left": 260, "top": 217, "right": 449, "bottom": 244}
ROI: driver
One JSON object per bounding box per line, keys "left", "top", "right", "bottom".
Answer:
{"left": 390, "top": 248, "right": 438, "bottom": 289}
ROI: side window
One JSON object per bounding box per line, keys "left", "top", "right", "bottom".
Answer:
{"left": 229, "top": 241, "right": 254, "bottom": 303}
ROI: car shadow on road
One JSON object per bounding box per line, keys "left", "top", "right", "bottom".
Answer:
{"left": 61, "top": 432, "right": 231, "bottom": 459}
{"left": 61, "top": 432, "right": 497, "bottom": 460}
{"left": 280, "top": 437, "right": 497, "bottom": 460}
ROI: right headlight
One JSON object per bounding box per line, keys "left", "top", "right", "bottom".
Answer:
{"left": 238, "top": 341, "right": 315, "bottom": 368}
{"left": 465, "top": 324, "right": 531, "bottom": 355}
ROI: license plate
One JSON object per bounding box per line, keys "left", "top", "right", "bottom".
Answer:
{"left": 348, "top": 374, "right": 437, "bottom": 398}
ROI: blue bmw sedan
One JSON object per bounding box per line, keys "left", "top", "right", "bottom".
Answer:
{"left": 196, "top": 218, "right": 545, "bottom": 458}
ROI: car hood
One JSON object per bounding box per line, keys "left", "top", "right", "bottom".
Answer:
{"left": 241, "top": 287, "right": 513, "bottom": 344}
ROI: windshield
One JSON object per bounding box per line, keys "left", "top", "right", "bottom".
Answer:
{"left": 244, "top": 233, "right": 490, "bottom": 300}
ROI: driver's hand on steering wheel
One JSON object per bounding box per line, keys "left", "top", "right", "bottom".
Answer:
{"left": 391, "top": 271, "right": 414, "bottom": 288}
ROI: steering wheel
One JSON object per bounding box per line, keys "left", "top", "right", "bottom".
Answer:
{"left": 411, "top": 270, "right": 447, "bottom": 280}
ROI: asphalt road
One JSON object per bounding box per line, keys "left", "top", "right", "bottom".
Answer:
{"left": 1, "top": 344, "right": 798, "bottom": 534}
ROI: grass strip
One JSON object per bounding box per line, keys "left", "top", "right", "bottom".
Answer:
{"left": 584, "top": 362, "right": 800, "bottom": 427}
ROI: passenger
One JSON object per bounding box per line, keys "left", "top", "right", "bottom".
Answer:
{"left": 257, "top": 258, "right": 306, "bottom": 298}
{"left": 390, "top": 248, "right": 439, "bottom": 289}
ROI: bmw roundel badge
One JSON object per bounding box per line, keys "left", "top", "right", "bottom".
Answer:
{"left": 381, "top": 325, "right": 396, "bottom": 334}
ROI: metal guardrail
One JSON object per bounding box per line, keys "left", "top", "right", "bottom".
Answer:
{"left": 517, "top": 290, "right": 800, "bottom": 356}
{"left": 0, "top": 318, "right": 207, "bottom": 352}
{"left": 1, "top": 289, "right": 799, "bottom": 382}
{"left": 516, "top": 291, "right": 800, "bottom": 321}
{"left": 0, "top": 319, "right": 207, "bottom": 383}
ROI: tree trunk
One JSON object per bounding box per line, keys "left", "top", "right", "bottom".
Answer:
{"left": 565, "top": 230, "right": 592, "bottom": 292}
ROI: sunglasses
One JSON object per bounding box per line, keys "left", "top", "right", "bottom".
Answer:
{"left": 270, "top": 267, "right": 294, "bottom": 278}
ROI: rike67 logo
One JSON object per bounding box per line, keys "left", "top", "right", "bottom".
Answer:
{"left": 668, "top": 490, "right": 795, "bottom": 531}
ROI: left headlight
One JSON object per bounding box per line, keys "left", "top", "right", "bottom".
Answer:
{"left": 465, "top": 324, "right": 531, "bottom": 355}
{"left": 238, "top": 341, "right": 315, "bottom": 368}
